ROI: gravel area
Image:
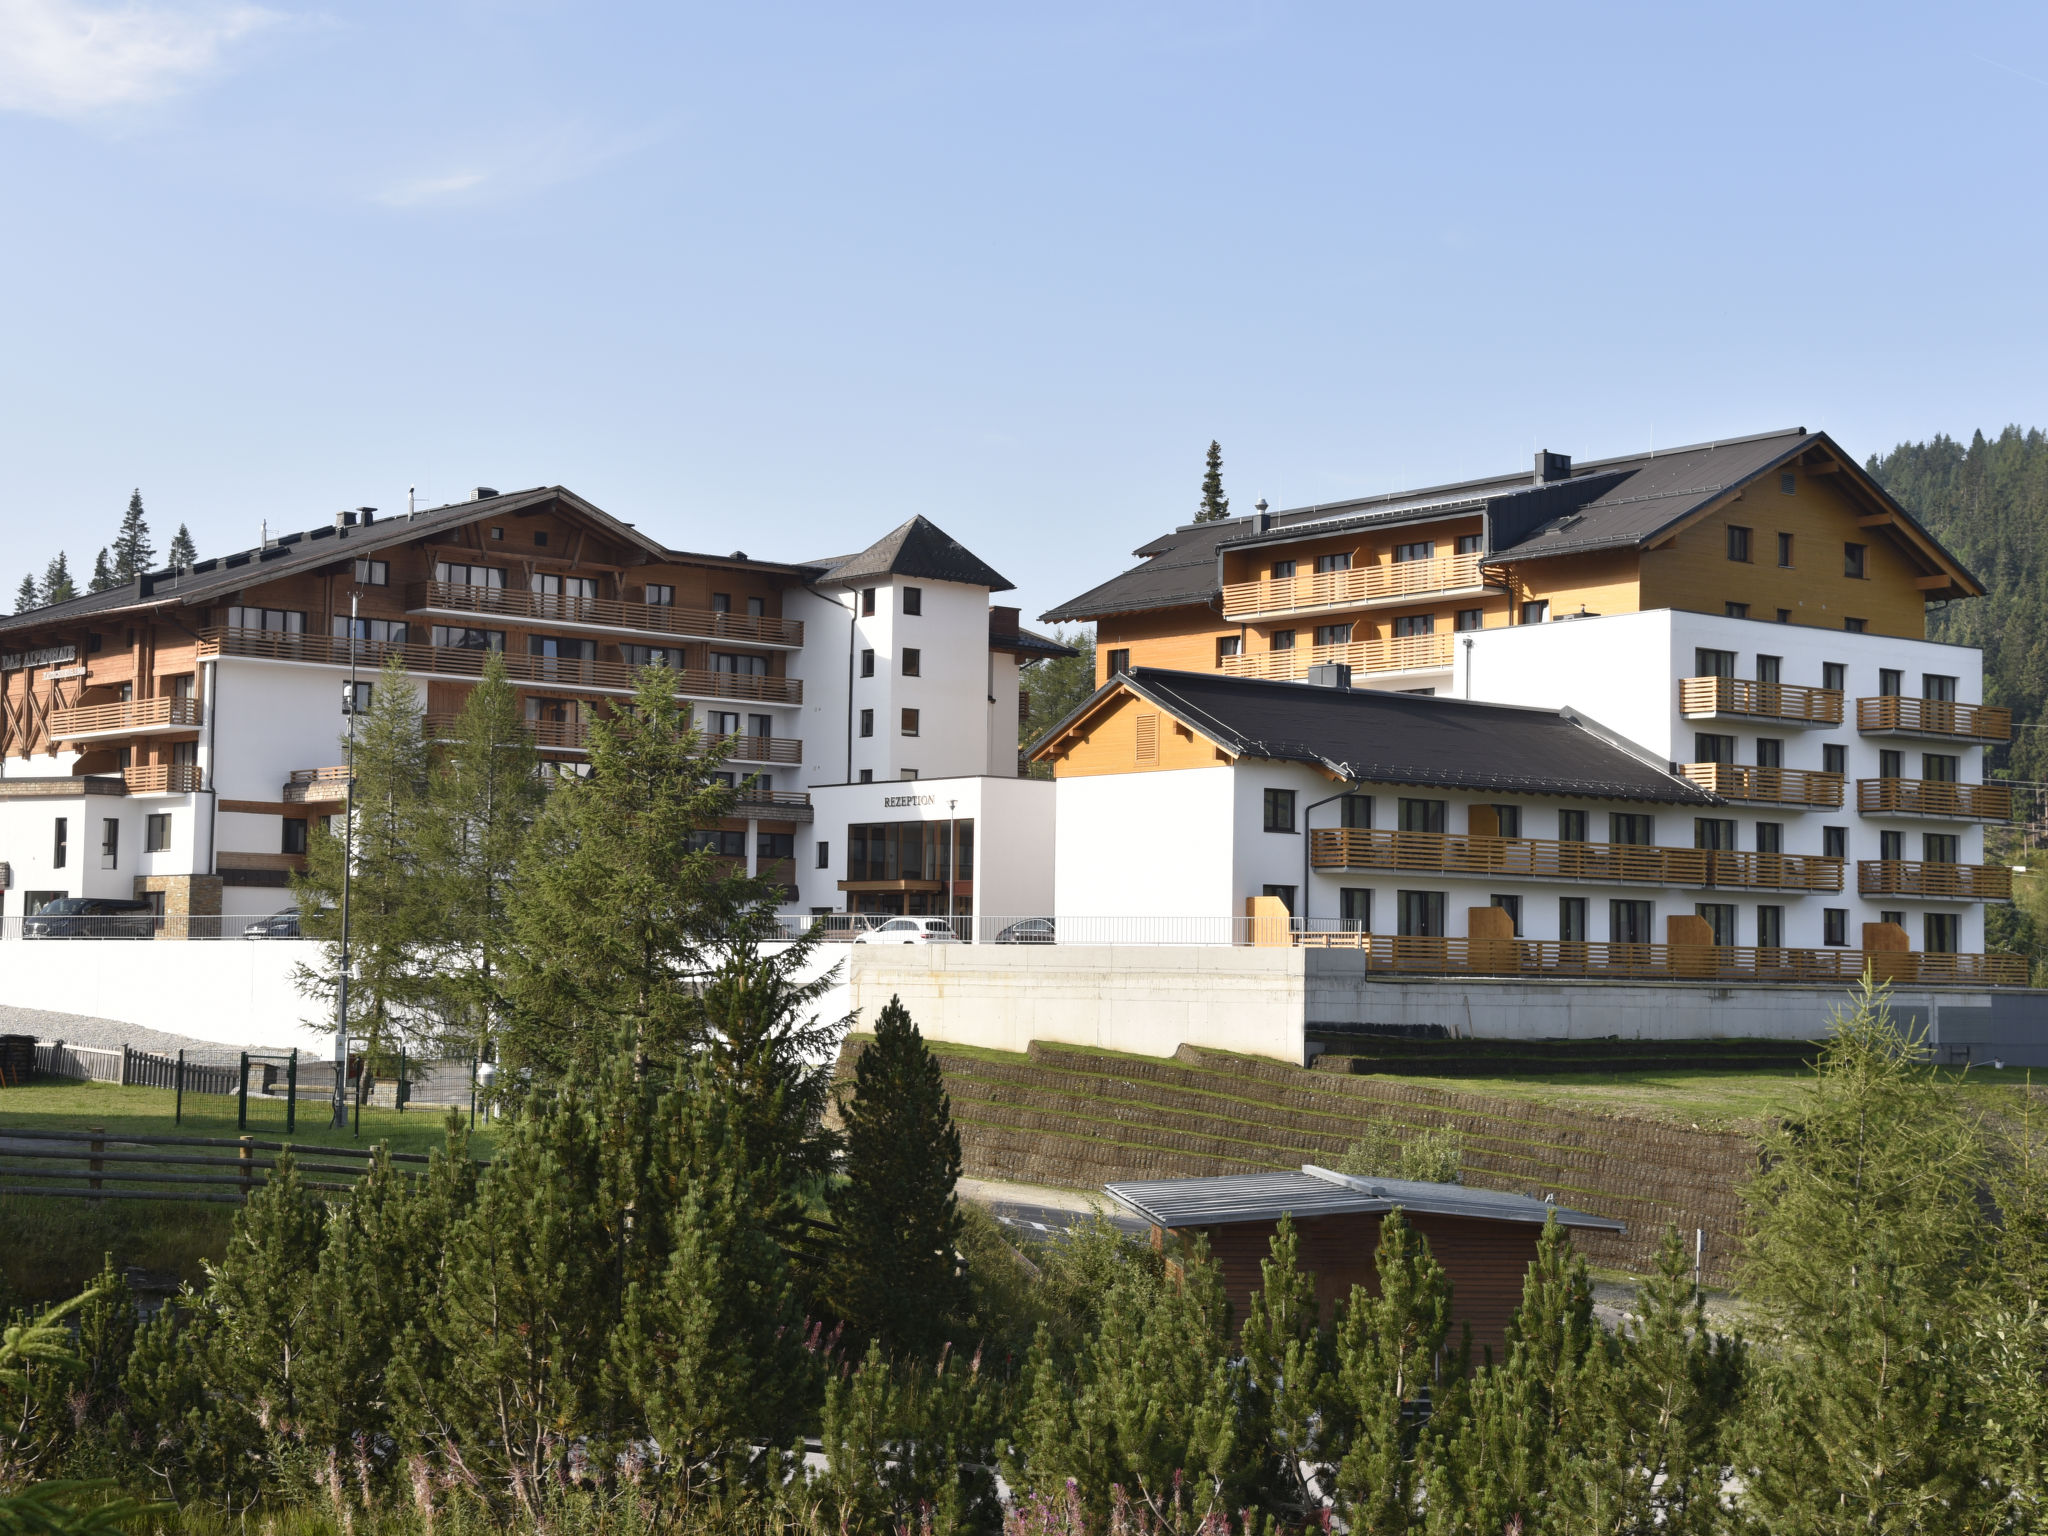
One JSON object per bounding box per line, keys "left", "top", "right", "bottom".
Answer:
{"left": 0, "top": 1005, "right": 272, "bottom": 1060}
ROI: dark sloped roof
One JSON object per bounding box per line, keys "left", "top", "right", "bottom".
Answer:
{"left": 1035, "top": 666, "right": 1716, "bottom": 803}
{"left": 1105, "top": 1165, "right": 1623, "bottom": 1233}
{"left": 813, "top": 515, "right": 1014, "bottom": 592}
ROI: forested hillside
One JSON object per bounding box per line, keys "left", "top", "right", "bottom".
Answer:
{"left": 1868, "top": 427, "right": 2048, "bottom": 782}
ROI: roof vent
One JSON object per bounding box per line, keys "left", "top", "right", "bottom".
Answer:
{"left": 1305, "top": 662, "right": 1353, "bottom": 690}
{"left": 472, "top": 487, "right": 499, "bottom": 501}
{"left": 1534, "top": 449, "right": 1572, "bottom": 485}
{"left": 731, "top": 551, "right": 748, "bottom": 560}
{"left": 1250, "top": 498, "right": 1271, "bottom": 535}
{"left": 359, "top": 507, "right": 376, "bottom": 526}
{"left": 335, "top": 510, "right": 356, "bottom": 529}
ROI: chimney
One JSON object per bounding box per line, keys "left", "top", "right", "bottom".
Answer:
{"left": 359, "top": 507, "right": 376, "bottom": 526}
{"left": 1534, "top": 450, "right": 1572, "bottom": 485}
{"left": 1305, "top": 662, "right": 1353, "bottom": 690}
{"left": 335, "top": 510, "right": 356, "bottom": 529}
{"left": 1250, "top": 497, "right": 1271, "bottom": 534}
{"left": 472, "top": 487, "right": 499, "bottom": 501}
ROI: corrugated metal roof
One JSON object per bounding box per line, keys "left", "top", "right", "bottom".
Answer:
{"left": 1104, "top": 1165, "right": 1625, "bottom": 1233}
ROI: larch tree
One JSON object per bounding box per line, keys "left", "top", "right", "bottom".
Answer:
{"left": 1194, "top": 439, "right": 1230, "bottom": 521}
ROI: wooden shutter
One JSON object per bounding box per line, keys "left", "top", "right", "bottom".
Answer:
{"left": 1135, "top": 712, "right": 1159, "bottom": 763}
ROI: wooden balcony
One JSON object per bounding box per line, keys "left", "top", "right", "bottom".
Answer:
{"left": 1679, "top": 676, "right": 1842, "bottom": 727}
{"left": 1677, "top": 763, "right": 1845, "bottom": 808}
{"left": 1220, "top": 552, "right": 1484, "bottom": 620}
{"left": 199, "top": 628, "right": 802, "bottom": 705}
{"left": 49, "top": 696, "right": 202, "bottom": 742}
{"left": 731, "top": 788, "right": 813, "bottom": 823}
{"left": 284, "top": 767, "right": 350, "bottom": 804}
{"left": 421, "top": 715, "right": 801, "bottom": 763}
{"left": 1858, "top": 695, "right": 2011, "bottom": 742}
{"left": 1857, "top": 778, "right": 2012, "bottom": 821}
{"left": 405, "top": 581, "right": 803, "bottom": 648}
{"left": 1294, "top": 932, "right": 2028, "bottom": 986}
{"left": 123, "top": 764, "right": 204, "bottom": 795}
{"left": 1221, "top": 631, "right": 1454, "bottom": 681}
{"left": 1310, "top": 828, "right": 1841, "bottom": 891}
{"left": 1857, "top": 860, "right": 2012, "bottom": 901}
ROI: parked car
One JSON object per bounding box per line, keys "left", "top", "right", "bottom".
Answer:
{"left": 995, "top": 917, "right": 1057, "bottom": 945}
{"left": 852, "top": 917, "right": 960, "bottom": 946}
{"left": 244, "top": 907, "right": 302, "bottom": 939}
{"left": 23, "top": 897, "right": 156, "bottom": 939}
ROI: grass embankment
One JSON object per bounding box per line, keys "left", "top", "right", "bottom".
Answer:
{"left": 0, "top": 1079, "right": 497, "bottom": 1305}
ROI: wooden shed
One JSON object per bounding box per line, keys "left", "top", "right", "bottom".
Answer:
{"left": 1104, "top": 1165, "right": 1625, "bottom": 1362}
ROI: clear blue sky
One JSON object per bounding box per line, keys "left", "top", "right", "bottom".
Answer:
{"left": 3, "top": 1, "right": 2045, "bottom": 626}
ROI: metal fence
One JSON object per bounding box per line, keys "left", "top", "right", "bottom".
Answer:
{"left": 0, "top": 914, "right": 308, "bottom": 941}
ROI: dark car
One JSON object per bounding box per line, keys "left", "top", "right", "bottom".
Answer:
{"left": 995, "top": 917, "right": 1057, "bottom": 945}
{"left": 243, "top": 907, "right": 302, "bottom": 939}
{"left": 23, "top": 897, "right": 157, "bottom": 939}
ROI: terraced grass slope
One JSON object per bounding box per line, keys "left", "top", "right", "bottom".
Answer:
{"left": 925, "top": 1039, "right": 1758, "bottom": 1282}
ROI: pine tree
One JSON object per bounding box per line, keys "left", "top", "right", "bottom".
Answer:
{"left": 88, "top": 548, "right": 116, "bottom": 593}
{"left": 1194, "top": 440, "right": 1230, "bottom": 522}
{"left": 167, "top": 523, "right": 197, "bottom": 570}
{"left": 13, "top": 575, "right": 36, "bottom": 614}
{"left": 1020, "top": 627, "right": 1097, "bottom": 780}
{"left": 1237, "top": 1214, "right": 1336, "bottom": 1522}
{"left": 827, "top": 995, "right": 967, "bottom": 1355}
{"left": 39, "top": 553, "right": 74, "bottom": 606}
{"left": 110, "top": 489, "right": 154, "bottom": 581}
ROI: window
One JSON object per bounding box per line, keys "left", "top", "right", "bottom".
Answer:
{"left": 1757, "top": 905, "right": 1784, "bottom": 947}
{"left": 1392, "top": 613, "right": 1435, "bottom": 637}
{"left": 1879, "top": 830, "right": 1904, "bottom": 863}
{"left": 1777, "top": 532, "right": 1794, "bottom": 567}
{"left": 622, "top": 645, "right": 683, "bottom": 668}
{"left": 859, "top": 769, "right": 873, "bottom": 783}
{"left": 1756, "top": 654, "right": 1781, "bottom": 684}
{"left": 170, "top": 674, "right": 195, "bottom": 700}
{"left": 1777, "top": 609, "right": 1792, "bottom": 623}
{"left": 532, "top": 573, "right": 599, "bottom": 603}
{"left": 1823, "top": 662, "right": 1846, "bottom": 692}
{"left": 281, "top": 818, "right": 308, "bottom": 855}
{"left": 432, "top": 626, "right": 505, "bottom": 651}
{"left": 23, "top": 891, "right": 64, "bottom": 917}
{"left": 1314, "top": 552, "right": 1352, "bottom": 574}
{"left": 1521, "top": 600, "right": 1549, "bottom": 624}
{"left": 1923, "top": 753, "right": 1959, "bottom": 782}
{"left": 1824, "top": 908, "right": 1849, "bottom": 946}
{"left": 101, "top": 818, "right": 118, "bottom": 870}
{"left": 1694, "top": 732, "right": 1737, "bottom": 764}
{"left": 1696, "top": 903, "right": 1737, "bottom": 945}
{"left": 903, "top": 648, "right": 922, "bottom": 676}
{"left": 861, "top": 588, "right": 876, "bottom": 616}
{"left": 900, "top": 708, "right": 919, "bottom": 736}
{"left": 1823, "top": 744, "right": 1847, "bottom": 775}
{"left": 1490, "top": 894, "right": 1522, "bottom": 935}
{"left": 711, "top": 652, "right": 768, "bottom": 676}
{"left": 1397, "top": 890, "right": 1446, "bottom": 937}
{"left": 334, "top": 616, "right": 409, "bottom": 645}
{"left": 1880, "top": 908, "right": 1906, "bottom": 930}
{"left": 902, "top": 587, "right": 922, "bottom": 616}
{"left": 534, "top": 531, "right": 548, "bottom": 546}
{"left": 1924, "top": 832, "right": 1960, "bottom": 864}
{"left": 817, "top": 840, "right": 831, "bottom": 869}
{"left": 1610, "top": 813, "right": 1654, "bottom": 845}
{"left": 686, "top": 829, "right": 747, "bottom": 858}
{"left": 1455, "top": 608, "right": 1485, "bottom": 631}
{"left": 1339, "top": 793, "right": 1373, "bottom": 828}
{"left": 145, "top": 813, "right": 171, "bottom": 852}
{"left": 706, "top": 710, "right": 740, "bottom": 737}
{"left": 1756, "top": 738, "right": 1783, "bottom": 767}
{"left": 1844, "top": 617, "right": 1867, "bottom": 634}
{"left": 1695, "top": 648, "right": 1736, "bottom": 678}
{"left": 1399, "top": 798, "right": 1447, "bottom": 833}
{"left": 1695, "top": 818, "right": 1738, "bottom": 851}
{"left": 859, "top": 709, "right": 874, "bottom": 738}
{"left": 226, "top": 606, "right": 306, "bottom": 632}
{"left": 712, "top": 592, "right": 736, "bottom": 614}
{"left": 749, "top": 713, "right": 772, "bottom": 738}
{"left": 1727, "top": 525, "right": 1752, "bottom": 562}
{"left": 1270, "top": 629, "right": 1297, "bottom": 651}
{"left": 1217, "top": 636, "right": 1243, "bottom": 661}
{"left": 52, "top": 817, "right": 66, "bottom": 869}
{"left": 861, "top": 648, "right": 875, "bottom": 677}
{"left": 1781, "top": 473, "right": 1797, "bottom": 495}
{"left": 1878, "top": 668, "right": 1903, "bottom": 696}
{"left": 645, "top": 584, "right": 675, "bottom": 606}
{"left": 1923, "top": 674, "right": 1958, "bottom": 702}
{"left": 1926, "top": 913, "right": 1961, "bottom": 954}
{"left": 1558, "top": 809, "right": 1588, "bottom": 842}
{"left": 1878, "top": 749, "right": 1903, "bottom": 779}
{"left": 489, "top": 526, "right": 504, "bottom": 540}
{"left": 1490, "top": 804, "right": 1521, "bottom": 838}
{"left": 1559, "top": 897, "right": 1588, "bottom": 942}
{"left": 1271, "top": 560, "right": 1297, "bottom": 580}
{"left": 1610, "top": 900, "right": 1655, "bottom": 944}
{"left": 1264, "top": 788, "right": 1297, "bottom": 833}
{"left": 1456, "top": 533, "right": 1483, "bottom": 555}
{"left": 1106, "top": 649, "right": 1130, "bottom": 677}
{"left": 1755, "top": 821, "right": 1783, "bottom": 852}
{"left": 1314, "top": 623, "right": 1353, "bottom": 647}
{"left": 1724, "top": 602, "right": 1749, "bottom": 619}
{"left": 758, "top": 832, "right": 795, "bottom": 861}
{"left": 1844, "top": 543, "right": 1866, "bottom": 579}
{"left": 1261, "top": 884, "right": 1297, "bottom": 913}
{"left": 1823, "top": 825, "right": 1848, "bottom": 860}
{"left": 354, "top": 559, "right": 389, "bottom": 586}
{"left": 748, "top": 596, "right": 766, "bottom": 617}
{"left": 346, "top": 681, "right": 372, "bottom": 714}
{"left": 1394, "top": 541, "right": 1435, "bottom": 563}
{"left": 432, "top": 562, "right": 505, "bottom": 589}
{"left": 1340, "top": 888, "right": 1372, "bottom": 932}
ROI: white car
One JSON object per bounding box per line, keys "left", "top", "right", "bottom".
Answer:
{"left": 852, "top": 917, "right": 960, "bottom": 945}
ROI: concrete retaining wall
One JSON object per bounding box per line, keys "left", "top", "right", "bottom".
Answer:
{"left": 0, "top": 939, "right": 320, "bottom": 1050}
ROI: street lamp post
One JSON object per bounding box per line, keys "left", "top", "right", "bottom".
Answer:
{"left": 332, "top": 593, "right": 360, "bottom": 1129}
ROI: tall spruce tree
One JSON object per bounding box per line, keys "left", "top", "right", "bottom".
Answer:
{"left": 827, "top": 994, "right": 967, "bottom": 1354}
{"left": 1237, "top": 1215, "right": 1337, "bottom": 1522}
{"left": 110, "top": 489, "right": 153, "bottom": 581}
{"left": 13, "top": 575, "right": 36, "bottom": 613}
{"left": 166, "top": 522, "right": 198, "bottom": 570}
{"left": 1194, "top": 439, "right": 1230, "bottom": 521}
{"left": 39, "top": 553, "right": 74, "bottom": 606}
{"left": 88, "top": 549, "right": 116, "bottom": 593}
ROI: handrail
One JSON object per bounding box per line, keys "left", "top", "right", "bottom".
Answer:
{"left": 1309, "top": 828, "right": 1842, "bottom": 891}
{"left": 123, "top": 764, "right": 204, "bottom": 794}
{"left": 1857, "top": 778, "right": 2012, "bottom": 820}
{"left": 406, "top": 581, "right": 803, "bottom": 647}
{"left": 1677, "top": 763, "right": 1845, "bottom": 808}
{"left": 419, "top": 715, "right": 802, "bottom": 763}
{"left": 49, "top": 696, "right": 203, "bottom": 738}
{"left": 1857, "top": 860, "right": 2012, "bottom": 900}
{"left": 1858, "top": 695, "right": 2011, "bottom": 741}
{"left": 1220, "top": 552, "right": 1485, "bottom": 619}
{"left": 1221, "top": 631, "right": 1454, "bottom": 680}
{"left": 1678, "top": 676, "right": 1843, "bottom": 725}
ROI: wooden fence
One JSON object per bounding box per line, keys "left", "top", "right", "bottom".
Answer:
{"left": 0, "top": 1126, "right": 434, "bottom": 1204}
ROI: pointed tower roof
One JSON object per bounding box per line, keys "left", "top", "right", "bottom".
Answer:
{"left": 812, "top": 515, "right": 1014, "bottom": 592}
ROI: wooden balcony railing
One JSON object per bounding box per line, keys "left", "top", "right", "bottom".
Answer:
{"left": 49, "top": 697, "right": 202, "bottom": 739}
{"left": 1293, "top": 931, "right": 2028, "bottom": 986}
{"left": 1677, "top": 763, "right": 1845, "bottom": 808}
{"left": 199, "top": 628, "right": 802, "bottom": 704}
{"left": 1858, "top": 695, "right": 2011, "bottom": 742}
{"left": 1857, "top": 860, "right": 2012, "bottom": 901}
{"left": 1221, "top": 631, "right": 1454, "bottom": 681}
{"left": 420, "top": 715, "right": 802, "bottom": 763}
{"left": 123, "top": 764, "right": 204, "bottom": 794}
{"left": 1220, "top": 552, "right": 1484, "bottom": 619}
{"left": 283, "top": 767, "right": 350, "bottom": 804}
{"left": 731, "top": 789, "right": 813, "bottom": 823}
{"left": 1679, "top": 676, "right": 1843, "bottom": 725}
{"left": 406, "top": 581, "right": 803, "bottom": 647}
{"left": 1858, "top": 778, "right": 2012, "bottom": 820}
{"left": 1309, "top": 828, "right": 1842, "bottom": 891}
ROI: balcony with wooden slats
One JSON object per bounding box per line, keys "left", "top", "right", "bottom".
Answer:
{"left": 1221, "top": 631, "right": 1454, "bottom": 682}
{"left": 1678, "top": 676, "right": 1843, "bottom": 727}
{"left": 1220, "top": 552, "right": 1485, "bottom": 621}
{"left": 1858, "top": 695, "right": 2011, "bottom": 742}
{"left": 405, "top": 581, "right": 804, "bottom": 649}
{"left": 1857, "top": 778, "right": 2012, "bottom": 821}
{"left": 49, "top": 696, "right": 203, "bottom": 742}
{"left": 122, "top": 764, "right": 204, "bottom": 795}
{"left": 419, "top": 714, "right": 801, "bottom": 764}
{"left": 1857, "top": 860, "right": 2012, "bottom": 901}
{"left": 1677, "top": 763, "right": 1845, "bottom": 808}
{"left": 1293, "top": 931, "right": 2027, "bottom": 986}
{"left": 731, "top": 788, "right": 813, "bottom": 823}
{"left": 199, "top": 628, "right": 802, "bottom": 705}
{"left": 1310, "top": 828, "right": 1842, "bottom": 892}
{"left": 283, "top": 767, "right": 350, "bottom": 804}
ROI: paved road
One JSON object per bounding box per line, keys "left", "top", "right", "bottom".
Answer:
{"left": 984, "top": 1198, "right": 1149, "bottom": 1241}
